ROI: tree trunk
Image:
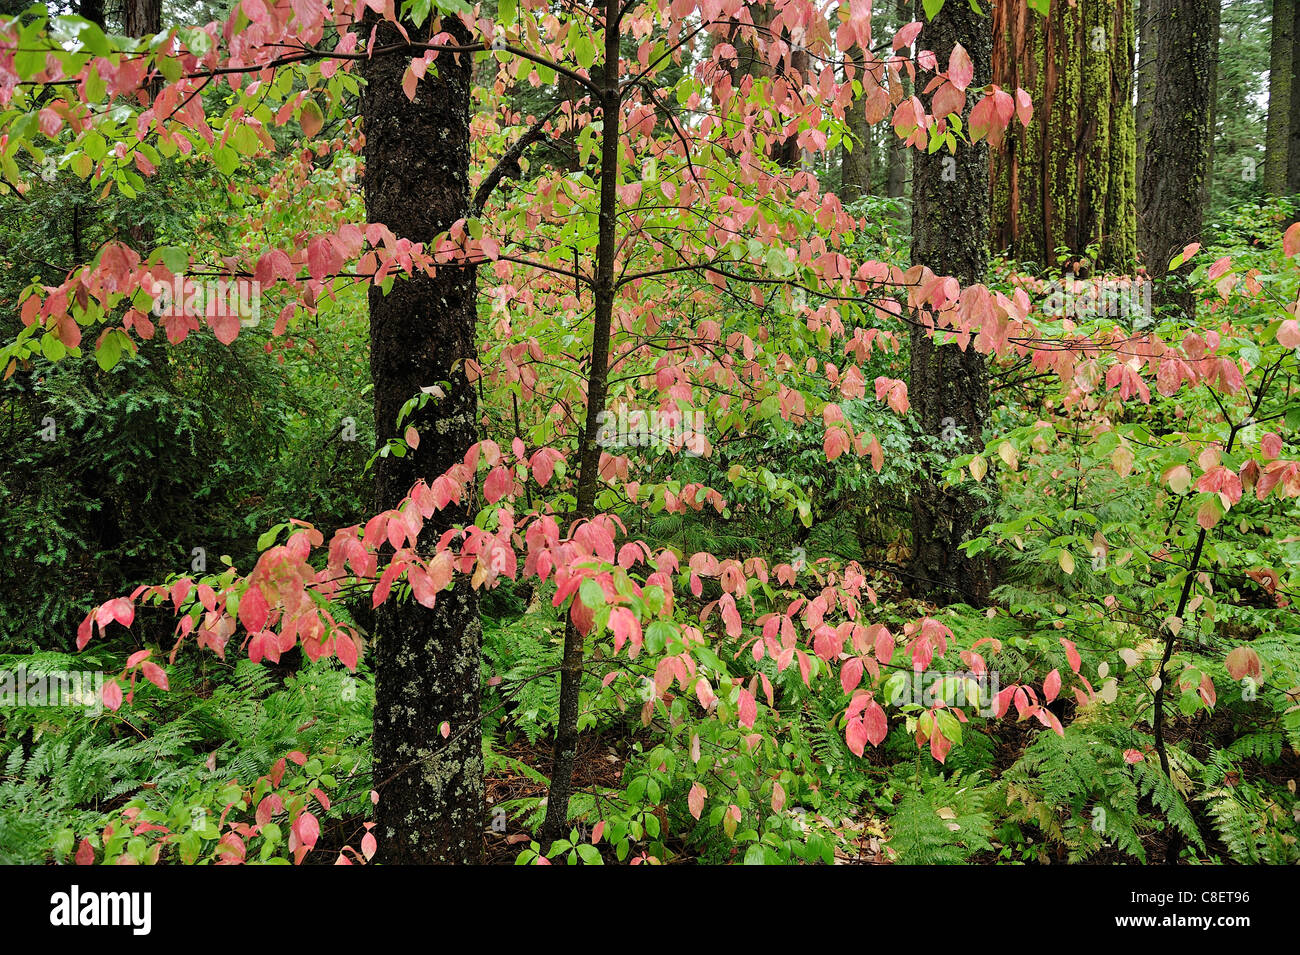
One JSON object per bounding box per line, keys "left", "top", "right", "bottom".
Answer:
{"left": 77, "top": 0, "right": 104, "bottom": 28}
{"left": 1267, "top": 0, "right": 1294, "bottom": 195}
{"left": 1286, "top": 0, "right": 1300, "bottom": 195}
{"left": 1137, "top": 0, "right": 1218, "bottom": 319}
{"left": 123, "top": 0, "right": 161, "bottom": 36}
{"left": 1202, "top": 24, "right": 1218, "bottom": 214}
{"left": 908, "top": 0, "right": 996, "bottom": 606}
{"left": 886, "top": 0, "right": 910, "bottom": 200}
{"left": 362, "top": 16, "right": 485, "bottom": 865}
{"left": 539, "top": 0, "right": 622, "bottom": 848}
{"left": 1136, "top": 0, "right": 1156, "bottom": 199}
{"left": 841, "top": 45, "right": 873, "bottom": 201}
{"left": 990, "top": 0, "right": 1136, "bottom": 270}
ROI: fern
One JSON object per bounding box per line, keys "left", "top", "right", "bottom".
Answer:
{"left": 885, "top": 772, "right": 991, "bottom": 864}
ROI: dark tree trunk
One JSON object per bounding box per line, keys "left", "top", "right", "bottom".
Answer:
{"left": 362, "top": 15, "right": 484, "bottom": 865}
{"left": 123, "top": 0, "right": 160, "bottom": 36}
{"left": 886, "top": 0, "right": 910, "bottom": 200}
{"left": 990, "top": 0, "right": 1136, "bottom": 270}
{"left": 1202, "top": 26, "right": 1217, "bottom": 214}
{"left": 908, "top": 0, "right": 996, "bottom": 606}
{"left": 1136, "top": 0, "right": 1156, "bottom": 199}
{"left": 77, "top": 0, "right": 105, "bottom": 27}
{"left": 1267, "top": 0, "right": 1295, "bottom": 195}
{"left": 539, "top": 0, "right": 622, "bottom": 848}
{"left": 1137, "top": 0, "right": 1218, "bottom": 319}
{"left": 841, "top": 45, "right": 873, "bottom": 201}
{"left": 886, "top": 134, "right": 907, "bottom": 199}
{"left": 1285, "top": 0, "right": 1300, "bottom": 195}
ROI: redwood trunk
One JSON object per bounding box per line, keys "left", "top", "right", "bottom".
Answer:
{"left": 123, "top": 0, "right": 161, "bottom": 36}
{"left": 990, "top": 0, "right": 1136, "bottom": 270}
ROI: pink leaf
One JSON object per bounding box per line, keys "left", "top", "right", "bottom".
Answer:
{"left": 1285, "top": 222, "right": 1300, "bottom": 258}
{"left": 140, "top": 662, "right": 169, "bottom": 691}
{"left": 947, "top": 43, "right": 973, "bottom": 92}
{"left": 294, "top": 811, "right": 320, "bottom": 850}
{"left": 239, "top": 587, "right": 269, "bottom": 633}
{"left": 483, "top": 465, "right": 511, "bottom": 504}
{"left": 840, "top": 657, "right": 864, "bottom": 694}
{"left": 101, "top": 679, "right": 123, "bottom": 711}
{"left": 688, "top": 782, "right": 707, "bottom": 820}
{"left": 1043, "top": 668, "right": 1060, "bottom": 703}
{"left": 738, "top": 688, "right": 757, "bottom": 728}
{"left": 863, "top": 701, "right": 888, "bottom": 746}
{"left": 1060, "top": 638, "right": 1081, "bottom": 674}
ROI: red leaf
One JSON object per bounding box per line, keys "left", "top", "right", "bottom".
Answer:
{"left": 306, "top": 235, "right": 343, "bottom": 281}
{"left": 840, "top": 657, "right": 864, "bottom": 694}
{"left": 75, "top": 838, "right": 94, "bottom": 866}
{"left": 608, "top": 606, "right": 642, "bottom": 657}
{"left": 108, "top": 596, "right": 134, "bottom": 629}
{"left": 929, "top": 725, "right": 952, "bottom": 763}
{"left": 1225, "top": 646, "right": 1261, "bottom": 681}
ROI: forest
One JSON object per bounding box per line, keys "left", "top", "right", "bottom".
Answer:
{"left": 0, "top": 0, "right": 1297, "bottom": 878}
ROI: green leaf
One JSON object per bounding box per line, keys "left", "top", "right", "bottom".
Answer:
{"left": 159, "top": 246, "right": 189, "bottom": 275}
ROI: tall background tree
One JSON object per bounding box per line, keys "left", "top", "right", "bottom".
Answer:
{"left": 1210, "top": 0, "right": 1270, "bottom": 213}
{"left": 841, "top": 41, "right": 873, "bottom": 201}
{"left": 1136, "top": 0, "right": 1156, "bottom": 198}
{"left": 1267, "top": 0, "right": 1295, "bottom": 195}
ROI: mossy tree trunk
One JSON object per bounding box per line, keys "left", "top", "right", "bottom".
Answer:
{"left": 363, "top": 15, "right": 485, "bottom": 864}
{"left": 990, "top": 0, "right": 1136, "bottom": 271}
{"left": 908, "top": 0, "right": 996, "bottom": 606}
